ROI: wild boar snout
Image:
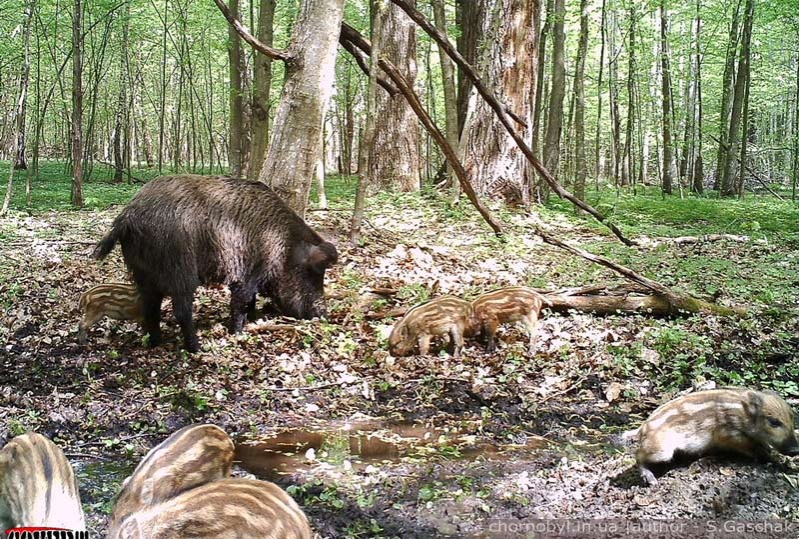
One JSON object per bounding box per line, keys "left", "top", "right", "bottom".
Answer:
{"left": 778, "top": 432, "right": 799, "bottom": 456}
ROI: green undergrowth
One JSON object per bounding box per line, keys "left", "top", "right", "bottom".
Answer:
{"left": 548, "top": 184, "right": 799, "bottom": 239}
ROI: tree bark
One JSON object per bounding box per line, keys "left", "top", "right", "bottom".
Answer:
{"left": 659, "top": 0, "right": 674, "bottom": 195}
{"left": 720, "top": 0, "right": 753, "bottom": 197}
{"left": 541, "top": 0, "right": 565, "bottom": 197}
{"left": 248, "top": 0, "right": 275, "bottom": 180}
{"left": 455, "top": 0, "right": 481, "bottom": 134}
{"left": 572, "top": 0, "right": 588, "bottom": 203}
{"left": 459, "top": 0, "right": 538, "bottom": 204}
{"left": 713, "top": 0, "right": 742, "bottom": 191}
{"left": 351, "top": 0, "right": 384, "bottom": 244}
{"left": 594, "top": 0, "right": 607, "bottom": 182}
{"left": 71, "top": 0, "right": 84, "bottom": 206}
{"left": 692, "top": 0, "right": 704, "bottom": 194}
{"left": 369, "top": 0, "right": 421, "bottom": 192}
{"left": 432, "top": 0, "right": 459, "bottom": 195}
{"left": 387, "top": 0, "right": 635, "bottom": 246}
{"left": 227, "top": 0, "right": 245, "bottom": 177}
{"left": 257, "top": 0, "right": 345, "bottom": 217}
{"left": 13, "top": 0, "right": 34, "bottom": 172}
{"left": 621, "top": 7, "right": 636, "bottom": 188}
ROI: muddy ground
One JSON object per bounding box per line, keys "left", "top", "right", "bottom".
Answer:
{"left": 2, "top": 193, "right": 799, "bottom": 538}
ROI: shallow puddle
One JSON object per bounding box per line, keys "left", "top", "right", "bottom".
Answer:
{"left": 235, "top": 419, "right": 548, "bottom": 480}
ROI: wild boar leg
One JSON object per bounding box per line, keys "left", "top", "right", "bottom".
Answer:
{"left": 523, "top": 311, "right": 540, "bottom": 354}
{"left": 228, "top": 282, "right": 255, "bottom": 333}
{"left": 139, "top": 288, "right": 164, "bottom": 347}
{"left": 246, "top": 295, "right": 259, "bottom": 322}
{"left": 636, "top": 441, "right": 676, "bottom": 485}
{"left": 172, "top": 292, "right": 199, "bottom": 353}
{"left": 449, "top": 325, "right": 465, "bottom": 357}
{"left": 483, "top": 318, "right": 500, "bottom": 353}
{"left": 418, "top": 334, "right": 432, "bottom": 356}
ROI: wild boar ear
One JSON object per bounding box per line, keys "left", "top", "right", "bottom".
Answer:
{"left": 306, "top": 242, "right": 338, "bottom": 271}
{"left": 744, "top": 391, "right": 765, "bottom": 421}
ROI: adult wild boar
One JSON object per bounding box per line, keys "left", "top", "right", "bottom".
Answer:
{"left": 93, "top": 175, "right": 337, "bottom": 352}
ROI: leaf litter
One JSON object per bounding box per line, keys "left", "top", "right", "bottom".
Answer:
{"left": 1, "top": 197, "right": 799, "bottom": 537}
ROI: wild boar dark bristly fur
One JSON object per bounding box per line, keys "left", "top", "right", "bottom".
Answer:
{"left": 93, "top": 175, "right": 337, "bottom": 352}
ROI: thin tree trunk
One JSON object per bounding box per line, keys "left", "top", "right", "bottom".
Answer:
{"left": 248, "top": 0, "right": 275, "bottom": 180}
{"left": 737, "top": 46, "right": 752, "bottom": 198}
{"left": 660, "top": 0, "right": 674, "bottom": 195}
{"left": 621, "top": 6, "right": 636, "bottom": 187}
{"left": 351, "top": 0, "right": 383, "bottom": 244}
{"left": 541, "top": 0, "right": 565, "bottom": 195}
{"left": 455, "top": 0, "right": 480, "bottom": 134}
{"left": 692, "top": 3, "right": 704, "bottom": 194}
{"left": 227, "top": 0, "right": 244, "bottom": 176}
{"left": 533, "top": 0, "right": 551, "bottom": 157}
{"left": 432, "top": 0, "right": 459, "bottom": 197}
{"left": 720, "top": 0, "right": 753, "bottom": 196}
{"left": 158, "top": 0, "right": 168, "bottom": 173}
{"left": 594, "top": 0, "right": 606, "bottom": 182}
{"left": 13, "top": 0, "right": 35, "bottom": 172}
{"left": 112, "top": 1, "right": 129, "bottom": 183}
{"left": 71, "top": 0, "right": 84, "bottom": 206}
{"left": 258, "top": 0, "right": 345, "bottom": 217}
{"left": 572, "top": 0, "right": 588, "bottom": 203}
{"left": 714, "top": 0, "right": 742, "bottom": 190}
{"left": 792, "top": 54, "right": 799, "bottom": 202}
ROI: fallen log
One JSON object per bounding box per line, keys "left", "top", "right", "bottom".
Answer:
{"left": 534, "top": 228, "right": 747, "bottom": 317}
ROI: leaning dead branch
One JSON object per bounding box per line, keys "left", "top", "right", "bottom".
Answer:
{"left": 211, "top": 0, "right": 290, "bottom": 61}
{"left": 534, "top": 227, "right": 747, "bottom": 316}
{"left": 388, "top": 0, "right": 635, "bottom": 247}
{"left": 340, "top": 24, "right": 504, "bottom": 236}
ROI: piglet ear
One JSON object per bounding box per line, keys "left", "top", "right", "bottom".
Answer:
{"left": 744, "top": 391, "right": 765, "bottom": 422}
{"left": 306, "top": 242, "right": 338, "bottom": 271}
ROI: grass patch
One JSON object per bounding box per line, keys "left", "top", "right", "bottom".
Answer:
{"left": 548, "top": 185, "right": 799, "bottom": 238}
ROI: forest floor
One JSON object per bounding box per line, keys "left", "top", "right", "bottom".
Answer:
{"left": 2, "top": 168, "right": 799, "bottom": 538}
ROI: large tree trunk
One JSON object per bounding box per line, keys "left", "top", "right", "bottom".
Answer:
{"left": 257, "top": 0, "right": 345, "bottom": 217}
{"left": 541, "top": 0, "right": 565, "bottom": 198}
{"left": 227, "top": 0, "right": 245, "bottom": 177}
{"left": 459, "top": 0, "right": 538, "bottom": 204}
{"left": 71, "top": 0, "right": 84, "bottom": 206}
{"left": 720, "top": 0, "right": 754, "bottom": 196}
{"left": 369, "top": 1, "right": 421, "bottom": 192}
{"left": 248, "top": 0, "right": 275, "bottom": 180}
{"left": 659, "top": 0, "right": 674, "bottom": 195}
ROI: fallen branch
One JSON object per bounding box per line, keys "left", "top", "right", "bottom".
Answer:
{"left": 246, "top": 323, "right": 298, "bottom": 334}
{"left": 534, "top": 227, "right": 747, "bottom": 316}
